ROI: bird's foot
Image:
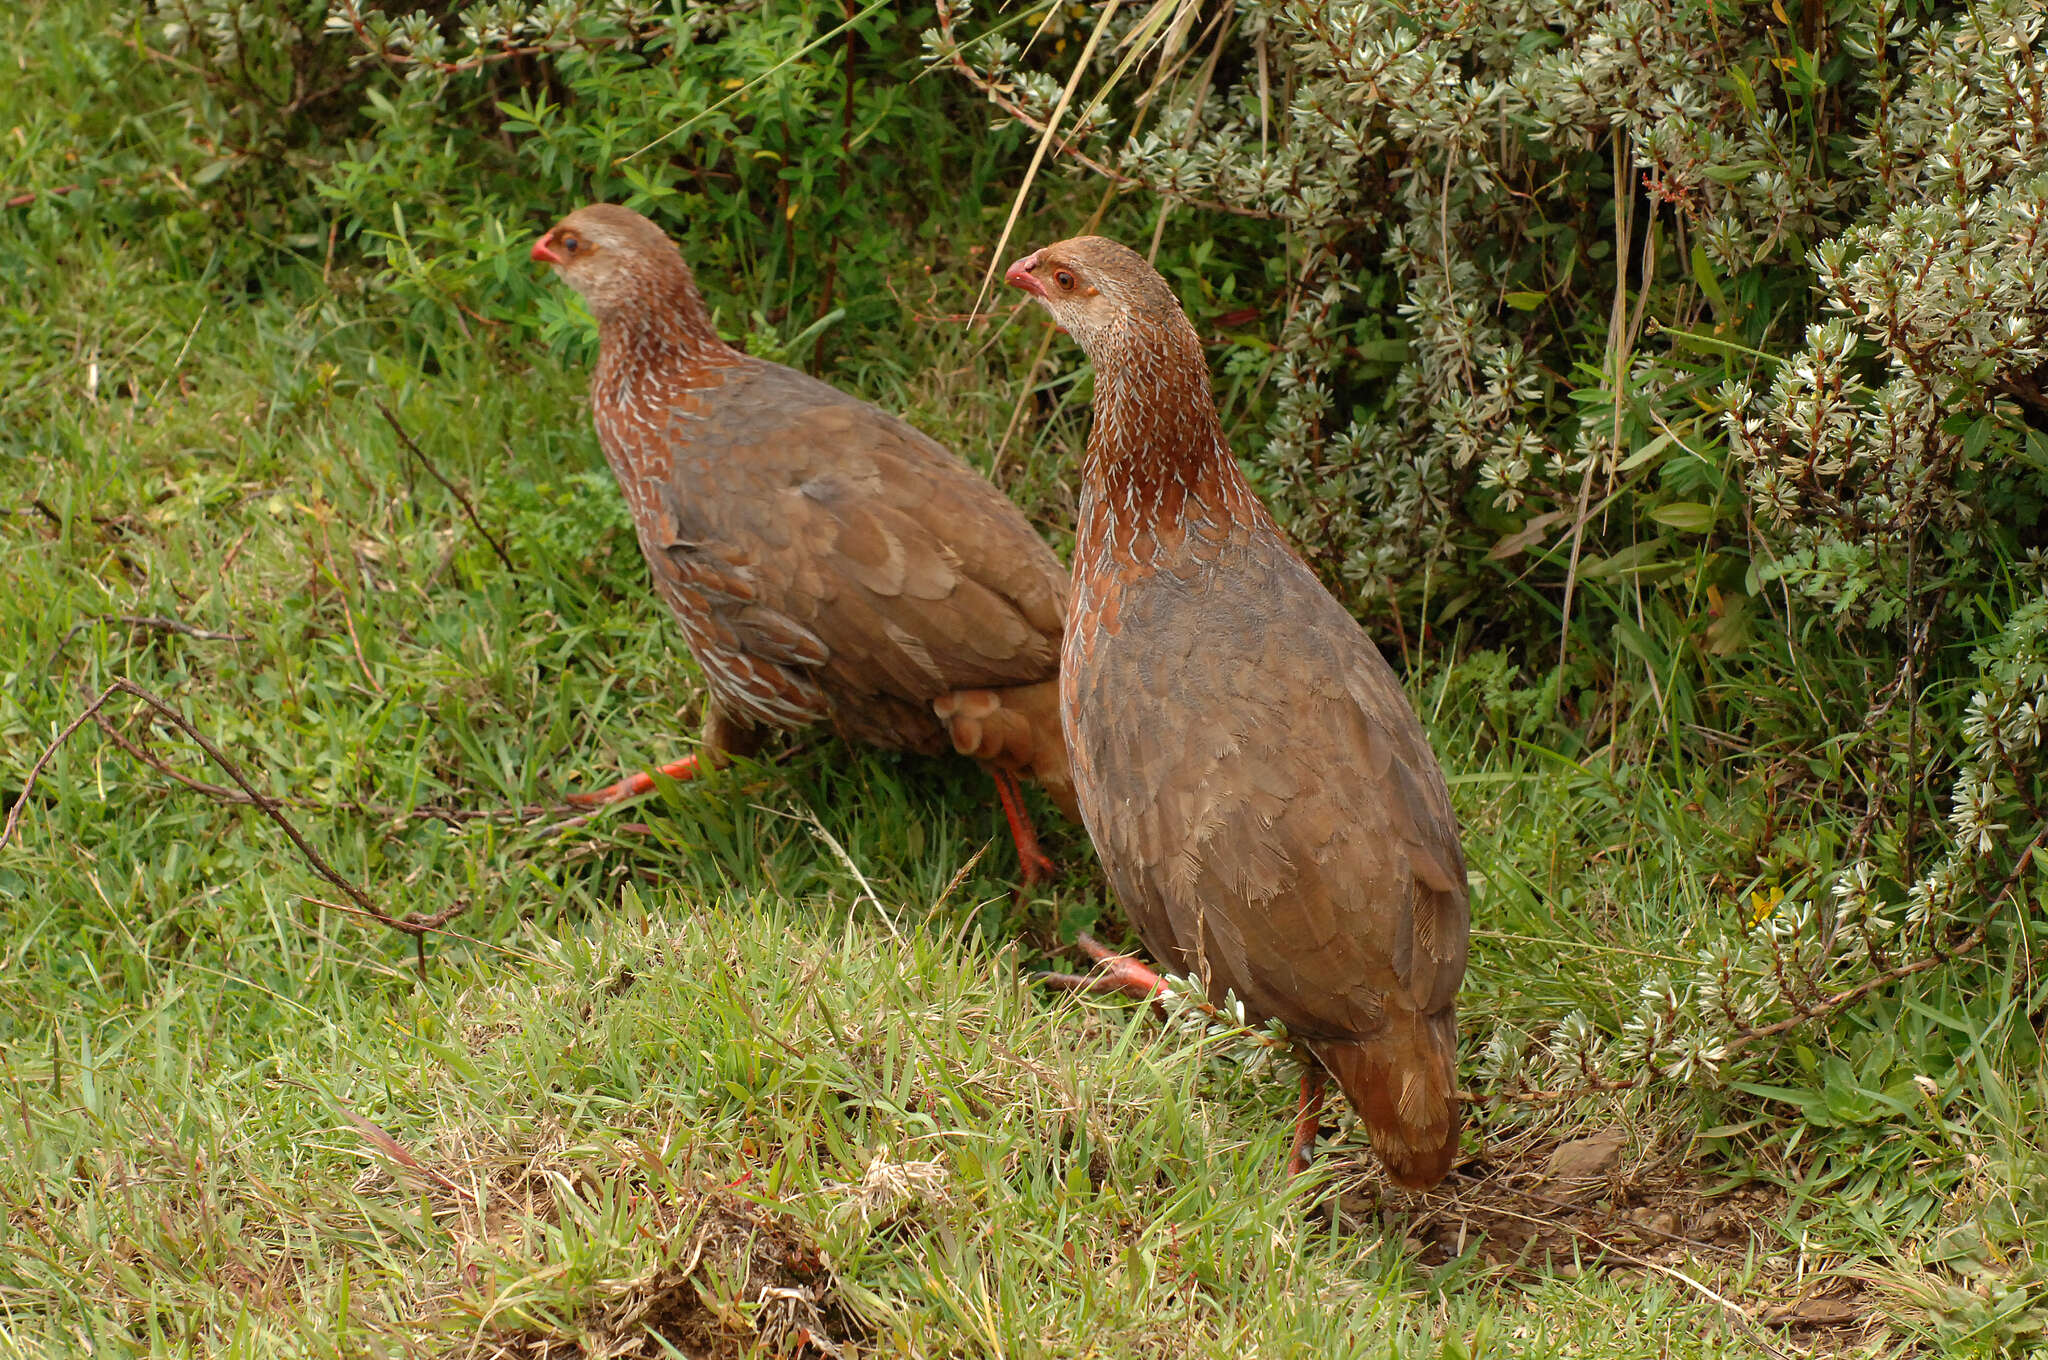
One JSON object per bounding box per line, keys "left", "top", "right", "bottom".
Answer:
{"left": 1017, "top": 845, "right": 1057, "bottom": 886}
{"left": 1286, "top": 1065, "right": 1330, "bottom": 1177}
{"left": 1040, "top": 931, "right": 1166, "bottom": 1002}
{"left": 565, "top": 754, "right": 703, "bottom": 809}
{"left": 990, "top": 767, "right": 1057, "bottom": 885}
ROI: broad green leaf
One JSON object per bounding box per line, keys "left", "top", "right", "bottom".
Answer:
{"left": 1691, "top": 244, "right": 1728, "bottom": 316}
{"left": 1650, "top": 501, "right": 1718, "bottom": 533}
{"left": 1619, "top": 430, "right": 1675, "bottom": 472}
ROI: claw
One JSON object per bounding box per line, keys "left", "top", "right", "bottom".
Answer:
{"left": 566, "top": 754, "right": 702, "bottom": 809}
{"left": 991, "top": 767, "right": 1056, "bottom": 884}
{"left": 1286, "top": 1064, "right": 1329, "bottom": 1177}
{"left": 1040, "top": 932, "right": 1166, "bottom": 1001}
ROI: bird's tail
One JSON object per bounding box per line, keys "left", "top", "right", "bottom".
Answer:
{"left": 1310, "top": 1006, "right": 1461, "bottom": 1190}
{"left": 933, "top": 681, "right": 1078, "bottom": 822}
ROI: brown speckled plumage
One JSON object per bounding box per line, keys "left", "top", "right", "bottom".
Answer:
{"left": 1008, "top": 236, "right": 1468, "bottom": 1188}
{"left": 537, "top": 204, "right": 1074, "bottom": 820}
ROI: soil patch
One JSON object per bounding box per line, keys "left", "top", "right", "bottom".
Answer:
{"left": 1330, "top": 1124, "right": 1875, "bottom": 1353}
{"left": 478, "top": 1189, "right": 863, "bottom": 1359}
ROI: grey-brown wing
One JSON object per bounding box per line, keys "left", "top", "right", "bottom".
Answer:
{"left": 637, "top": 480, "right": 833, "bottom": 734}
{"left": 677, "top": 362, "right": 1066, "bottom": 711}
{"left": 1074, "top": 547, "right": 1466, "bottom": 1041}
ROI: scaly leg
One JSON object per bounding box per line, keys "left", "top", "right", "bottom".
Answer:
{"left": 1040, "top": 931, "right": 1167, "bottom": 1001}
{"left": 990, "top": 767, "right": 1057, "bottom": 885}
{"left": 565, "top": 754, "right": 703, "bottom": 809}
{"left": 568, "top": 710, "right": 767, "bottom": 811}
{"left": 1287, "top": 1063, "right": 1330, "bottom": 1177}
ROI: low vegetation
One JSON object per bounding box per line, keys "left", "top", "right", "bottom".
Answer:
{"left": 2, "top": 0, "right": 2045, "bottom": 1354}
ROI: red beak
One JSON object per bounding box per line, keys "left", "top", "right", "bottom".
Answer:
{"left": 531, "top": 232, "right": 565, "bottom": 266}
{"left": 1004, "top": 249, "right": 1046, "bottom": 298}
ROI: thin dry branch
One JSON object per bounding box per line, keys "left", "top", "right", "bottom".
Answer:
{"left": 4, "top": 678, "right": 469, "bottom": 981}
{"left": 84, "top": 711, "right": 545, "bottom": 829}
{"left": 0, "top": 688, "right": 121, "bottom": 854}
{"left": 373, "top": 400, "right": 518, "bottom": 575}
{"left": 930, "top": 0, "right": 1280, "bottom": 225}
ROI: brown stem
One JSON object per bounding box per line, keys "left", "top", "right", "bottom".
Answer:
{"left": 373, "top": 401, "right": 517, "bottom": 575}
{"left": 4, "top": 679, "right": 469, "bottom": 982}
{"left": 929, "top": 0, "right": 1292, "bottom": 224}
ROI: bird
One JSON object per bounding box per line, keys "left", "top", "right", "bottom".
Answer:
{"left": 530, "top": 203, "right": 1076, "bottom": 881}
{"left": 1004, "top": 235, "right": 1469, "bottom": 1187}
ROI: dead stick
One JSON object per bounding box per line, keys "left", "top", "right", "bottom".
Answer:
{"left": 105, "top": 681, "right": 381, "bottom": 916}
{"left": 0, "top": 686, "right": 121, "bottom": 853}
{"left": 373, "top": 400, "right": 517, "bottom": 575}
{"left": 5, "top": 679, "right": 466, "bottom": 981}
{"left": 58, "top": 710, "right": 546, "bottom": 827}
{"left": 92, "top": 713, "right": 301, "bottom": 809}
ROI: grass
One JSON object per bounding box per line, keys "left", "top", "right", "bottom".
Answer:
{"left": 4, "top": 3, "right": 2047, "bottom": 1356}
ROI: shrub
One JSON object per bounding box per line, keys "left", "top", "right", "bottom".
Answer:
{"left": 117, "top": 0, "right": 1047, "bottom": 396}
{"left": 930, "top": 0, "right": 2048, "bottom": 1104}
{"left": 119, "top": 0, "right": 2048, "bottom": 1114}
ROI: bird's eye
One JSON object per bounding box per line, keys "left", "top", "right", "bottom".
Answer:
{"left": 1054, "top": 270, "right": 1076, "bottom": 292}
{"left": 561, "top": 234, "right": 582, "bottom": 254}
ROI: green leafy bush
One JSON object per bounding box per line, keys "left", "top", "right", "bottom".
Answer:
{"left": 117, "top": 0, "right": 2048, "bottom": 1129}
{"left": 938, "top": 0, "right": 2046, "bottom": 614}
{"left": 931, "top": 0, "right": 2048, "bottom": 1113}
{"left": 172, "top": 0, "right": 1032, "bottom": 349}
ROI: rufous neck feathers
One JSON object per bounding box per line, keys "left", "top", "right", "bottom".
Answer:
{"left": 1081, "top": 306, "right": 1239, "bottom": 513}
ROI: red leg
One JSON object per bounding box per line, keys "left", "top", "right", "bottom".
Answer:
{"left": 1041, "top": 931, "right": 1167, "bottom": 1001}
{"left": 990, "top": 767, "right": 1056, "bottom": 885}
{"left": 566, "top": 754, "right": 702, "bottom": 809}
{"left": 1287, "top": 1063, "right": 1329, "bottom": 1177}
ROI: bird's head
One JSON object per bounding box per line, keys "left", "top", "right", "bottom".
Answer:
{"left": 1003, "top": 235, "right": 1192, "bottom": 363}
{"left": 531, "top": 204, "right": 692, "bottom": 323}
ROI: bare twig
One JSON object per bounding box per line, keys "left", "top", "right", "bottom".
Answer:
{"left": 373, "top": 401, "right": 517, "bottom": 575}
{"left": 29, "top": 706, "right": 542, "bottom": 830}
{"left": 4, "top": 679, "right": 468, "bottom": 981}
{"left": 4, "top": 183, "right": 85, "bottom": 210}
{"left": 302, "top": 896, "right": 475, "bottom": 953}
{"left": 2, "top": 500, "right": 66, "bottom": 526}
{"left": 930, "top": 0, "right": 1283, "bottom": 226}
{"left": 90, "top": 712, "right": 294, "bottom": 810}
{"left": 0, "top": 687, "right": 122, "bottom": 854}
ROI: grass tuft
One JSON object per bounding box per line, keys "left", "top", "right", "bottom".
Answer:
{"left": 4, "top": 3, "right": 2046, "bottom": 1356}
